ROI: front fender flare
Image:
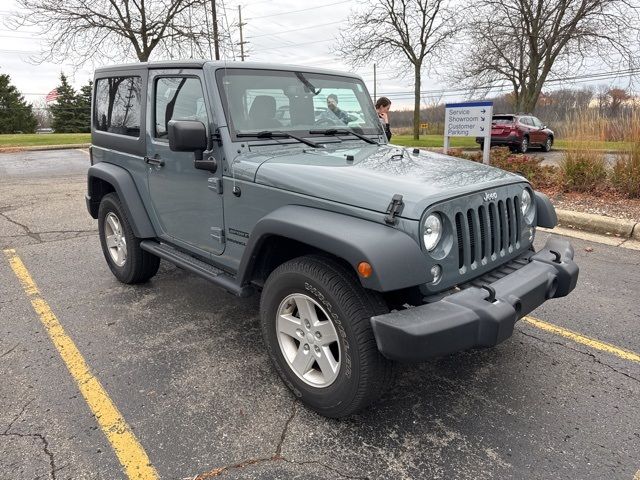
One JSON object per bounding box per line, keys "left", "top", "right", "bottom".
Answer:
{"left": 534, "top": 191, "right": 557, "bottom": 228}
{"left": 87, "top": 163, "right": 156, "bottom": 238}
{"left": 238, "top": 205, "right": 432, "bottom": 291}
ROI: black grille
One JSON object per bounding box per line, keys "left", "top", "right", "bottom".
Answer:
{"left": 455, "top": 195, "right": 521, "bottom": 272}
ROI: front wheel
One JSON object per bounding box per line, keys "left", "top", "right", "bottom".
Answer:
{"left": 260, "top": 255, "right": 393, "bottom": 417}
{"left": 98, "top": 193, "right": 160, "bottom": 284}
{"left": 542, "top": 136, "right": 553, "bottom": 152}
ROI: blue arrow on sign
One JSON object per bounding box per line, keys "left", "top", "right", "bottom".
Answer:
{"left": 481, "top": 117, "right": 485, "bottom": 121}
{"left": 480, "top": 109, "right": 486, "bottom": 114}
{"left": 480, "top": 127, "right": 484, "bottom": 131}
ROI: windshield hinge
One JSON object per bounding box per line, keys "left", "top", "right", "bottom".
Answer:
{"left": 384, "top": 194, "right": 404, "bottom": 225}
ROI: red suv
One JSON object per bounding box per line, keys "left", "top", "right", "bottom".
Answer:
{"left": 476, "top": 114, "right": 554, "bottom": 153}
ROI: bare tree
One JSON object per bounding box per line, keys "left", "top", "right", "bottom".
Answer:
{"left": 336, "top": 0, "right": 458, "bottom": 140}
{"left": 457, "top": 0, "right": 640, "bottom": 113}
{"left": 30, "top": 99, "right": 53, "bottom": 129}
{"left": 9, "top": 0, "right": 231, "bottom": 66}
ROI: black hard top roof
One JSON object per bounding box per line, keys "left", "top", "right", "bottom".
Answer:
{"left": 93, "top": 60, "right": 358, "bottom": 79}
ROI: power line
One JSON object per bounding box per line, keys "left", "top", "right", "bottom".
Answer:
{"left": 246, "top": 0, "right": 352, "bottom": 20}
{"left": 250, "top": 38, "right": 333, "bottom": 53}
{"left": 374, "top": 68, "right": 640, "bottom": 100}
{"left": 246, "top": 21, "right": 336, "bottom": 39}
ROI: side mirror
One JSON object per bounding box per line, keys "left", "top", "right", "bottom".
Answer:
{"left": 168, "top": 120, "right": 217, "bottom": 172}
{"left": 168, "top": 119, "right": 207, "bottom": 152}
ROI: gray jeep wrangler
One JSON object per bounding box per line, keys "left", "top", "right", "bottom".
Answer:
{"left": 86, "top": 60, "right": 579, "bottom": 417}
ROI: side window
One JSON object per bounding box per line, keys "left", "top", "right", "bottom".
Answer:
{"left": 94, "top": 77, "right": 142, "bottom": 137}
{"left": 519, "top": 117, "right": 531, "bottom": 126}
{"left": 532, "top": 117, "right": 543, "bottom": 127}
{"left": 155, "top": 77, "right": 208, "bottom": 138}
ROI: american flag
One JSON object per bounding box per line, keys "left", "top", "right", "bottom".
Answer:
{"left": 45, "top": 88, "right": 59, "bottom": 103}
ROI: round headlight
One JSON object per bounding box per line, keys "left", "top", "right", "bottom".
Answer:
{"left": 423, "top": 213, "right": 443, "bottom": 251}
{"left": 521, "top": 189, "right": 533, "bottom": 216}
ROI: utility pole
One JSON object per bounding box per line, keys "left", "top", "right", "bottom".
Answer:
{"left": 373, "top": 63, "right": 377, "bottom": 101}
{"left": 211, "top": 0, "right": 220, "bottom": 60}
{"left": 238, "top": 5, "right": 247, "bottom": 61}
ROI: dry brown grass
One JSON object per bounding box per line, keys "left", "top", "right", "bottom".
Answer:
{"left": 556, "top": 109, "right": 640, "bottom": 143}
{"left": 612, "top": 140, "right": 640, "bottom": 198}
{"left": 560, "top": 141, "right": 608, "bottom": 192}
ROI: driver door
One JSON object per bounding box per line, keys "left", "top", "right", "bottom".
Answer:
{"left": 530, "top": 117, "right": 545, "bottom": 145}
{"left": 146, "top": 70, "right": 225, "bottom": 256}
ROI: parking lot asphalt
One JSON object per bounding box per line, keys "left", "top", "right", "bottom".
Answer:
{"left": 1, "top": 149, "right": 638, "bottom": 480}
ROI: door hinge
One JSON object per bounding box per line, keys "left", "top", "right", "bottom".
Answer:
{"left": 212, "top": 129, "right": 222, "bottom": 146}
{"left": 207, "top": 177, "right": 223, "bottom": 194}
{"left": 210, "top": 227, "right": 225, "bottom": 243}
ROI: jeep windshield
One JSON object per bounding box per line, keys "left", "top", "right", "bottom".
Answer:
{"left": 215, "top": 68, "right": 383, "bottom": 142}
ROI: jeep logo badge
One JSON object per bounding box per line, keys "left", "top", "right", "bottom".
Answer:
{"left": 483, "top": 191, "right": 498, "bottom": 202}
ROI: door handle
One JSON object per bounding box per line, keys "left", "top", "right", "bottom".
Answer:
{"left": 144, "top": 156, "right": 165, "bottom": 167}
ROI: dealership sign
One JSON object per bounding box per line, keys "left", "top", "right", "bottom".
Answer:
{"left": 443, "top": 101, "right": 493, "bottom": 164}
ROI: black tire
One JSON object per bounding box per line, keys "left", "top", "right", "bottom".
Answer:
{"left": 260, "top": 255, "right": 393, "bottom": 418}
{"left": 519, "top": 136, "right": 529, "bottom": 153}
{"left": 478, "top": 142, "right": 484, "bottom": 151}
{"left": 542, "top": 136, "right": 553, "bottom": 152}
{"left": 98, "top": 193, "right": 160, "bottom": 284}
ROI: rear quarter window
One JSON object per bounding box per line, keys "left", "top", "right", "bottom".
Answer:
{"left": 93, "top": 76, "right": 142, "bottom": 137}
{"left": 492, "top": 116, "right": 514, "bottom": 124}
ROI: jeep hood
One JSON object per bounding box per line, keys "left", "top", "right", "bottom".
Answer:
{"left": 249, "top": 143, "right": 523, "bottom": 220}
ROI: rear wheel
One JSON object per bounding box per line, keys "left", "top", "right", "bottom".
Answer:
{"left": 260, "top": 255, "right": 393, "bottom": 417}
{"left": 98, "top": 193, "right": 160, "bottom": 284}
{"left": 519, "top": 136, "right": 529, "bottom": 153}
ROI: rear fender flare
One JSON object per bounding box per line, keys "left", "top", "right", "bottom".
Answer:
{"left": 87, "top": 163, "right": 156, "bottom": 238}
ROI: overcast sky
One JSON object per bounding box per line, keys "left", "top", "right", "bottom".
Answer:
{"left": 0, "top": 0, "right": 635, "bottom": 110}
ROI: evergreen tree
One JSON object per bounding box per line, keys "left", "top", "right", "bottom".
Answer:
{"left": 50, "top": 73, "right": 79, "bottom": 133}
{"left": 75, "top": 80, "right": 92, "bottom": 133}
{"left": 0, "top": 73, "right": 38, "bottom": 133}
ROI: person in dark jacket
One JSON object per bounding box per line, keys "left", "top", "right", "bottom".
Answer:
{"left": 319, "top": 93, "right": 352, "bottom": 125}
{"left": 376, "top": 96, "right": 392, "bottom": 141}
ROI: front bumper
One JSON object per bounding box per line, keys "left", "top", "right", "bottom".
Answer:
{"left": 370, "top": 236, "right": 579, "bottom": 362}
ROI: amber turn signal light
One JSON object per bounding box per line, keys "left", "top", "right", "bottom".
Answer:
{"left": 357, "top": 262, "right": 373, "bottom": 278}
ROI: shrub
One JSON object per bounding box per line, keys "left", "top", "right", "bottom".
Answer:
{"left": 560, "top": 142, "right": 607, "bottom": 192}
{"left": 462, "top": 147, "right": 559, "bottom": 189}
{"left": 445, "top": 147, "right": 466, "bottom": 158}
{"left": 611, "top": 143, "right": 640, "bottom": 198}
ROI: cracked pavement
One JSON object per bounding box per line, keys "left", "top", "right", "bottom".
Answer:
{"left": 1, "top": 149, "right": 639, "bottom": 479}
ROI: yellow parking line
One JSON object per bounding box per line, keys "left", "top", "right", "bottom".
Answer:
{"left": 523, "top": 316, "right": 640, "bottom": 363}
{"left": 3, "top": 249, "right": 159, "bottom": 480}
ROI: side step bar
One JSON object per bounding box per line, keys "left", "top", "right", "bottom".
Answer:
{"left": 140, "top": 240, "right": 253, "bottom": 297}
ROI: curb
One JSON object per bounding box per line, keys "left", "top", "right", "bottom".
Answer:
{"left": 556, "top": 209, "right": 639, "bottom": 240}
{"left": 0, "top": 143, "right": 90, "bottom": 153}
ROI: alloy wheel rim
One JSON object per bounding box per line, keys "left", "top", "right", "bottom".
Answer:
{"left": 276, "top": 293, "right": 341, "bottom": 388}
{"left": 104, "top": 212, "right": 127, "bottom": 267}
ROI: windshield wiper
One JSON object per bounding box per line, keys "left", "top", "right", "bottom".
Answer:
{"left": 295, "top": 72, "right": 321, "bottom": 95}
{"left": 308, "top": 128, "right": 378, "bottom": 145}
{"left": 237, "top": 131, "right": 321, "bottom": 148}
